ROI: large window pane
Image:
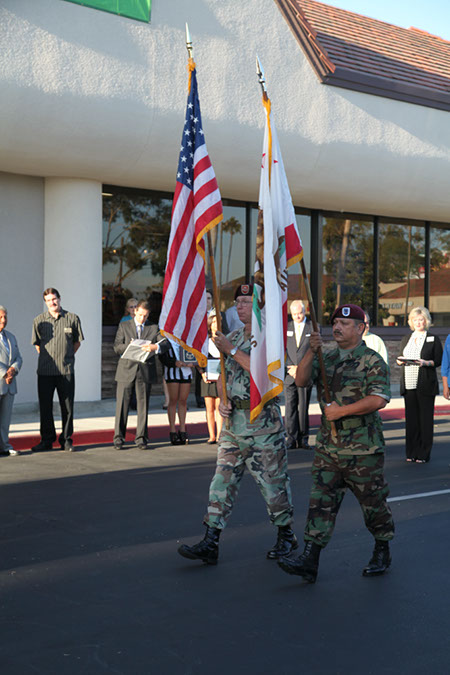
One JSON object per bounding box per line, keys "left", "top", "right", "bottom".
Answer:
{"left": 287, "top": 212, "right": 311, "bottom": 306}
{"left": 102, "top": 191, "right": 172, "bottom": 324}
{"left": 378, "top": 221, "right": 425, "bottom": 326}
{"left": 322, "top": 216, "right": 374, "bottom": 325}
{"left": 430, "top": 224, "right": 450, "bottom": 326}
{"left": 206, "top": 202, "right": 246, "bottom": 309}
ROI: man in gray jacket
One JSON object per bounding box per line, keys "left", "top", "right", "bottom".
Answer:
{"left": 0, "top": 305, "right": 23, "bottom": 456}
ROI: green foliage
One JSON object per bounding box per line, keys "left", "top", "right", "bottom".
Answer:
{"left": 103, "top": 194, "right": 171, "bottom": 288}
{"left": 322, "top": 218, "right": 373, "bottom": 320}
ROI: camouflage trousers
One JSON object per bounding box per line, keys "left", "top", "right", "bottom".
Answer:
{"left": 304, "top": 450, "right": 395, "bottom": 547}
{"left": 204, "top": 428, "right": 294, "bottom": 530}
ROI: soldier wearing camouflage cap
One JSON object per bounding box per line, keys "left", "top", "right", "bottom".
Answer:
{"left": 178, "top": 284, "right": 296, "bottom": 565}
{"left": 278, "top": 303, "right": 394, "bottom": 583}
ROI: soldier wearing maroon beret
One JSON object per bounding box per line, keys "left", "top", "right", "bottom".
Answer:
{"left": 178, "top": 283, "right": 296, "bottom": 565}
{"left": 278, "top": 303, "right": 394, "bottom": 583}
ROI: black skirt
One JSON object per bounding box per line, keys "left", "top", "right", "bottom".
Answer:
{"left": 200, "top": 379, "right": 218, "bottom": 398}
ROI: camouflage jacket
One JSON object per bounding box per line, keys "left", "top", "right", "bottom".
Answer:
{"left": 224, "top": 327, "right": 284, "bottom": 437}
{"left": 311, "top": 341, "right": 390, "bottom": 455}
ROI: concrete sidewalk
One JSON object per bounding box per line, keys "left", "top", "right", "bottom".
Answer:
{"left": 8, "top": 386, "right": 450, "bottom": 451}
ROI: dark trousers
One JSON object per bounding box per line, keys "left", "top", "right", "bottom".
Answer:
{"left": 404, "top": 389, "right": 436, "bottom": 461}
{"left": 284, "top": 380, "right": 311, "bottom": 444}
{"left": 38, "top": 374, "right": 75, "bottom": 445}
{"left": 114, "top": 376, "right": 151, "bottom": 444}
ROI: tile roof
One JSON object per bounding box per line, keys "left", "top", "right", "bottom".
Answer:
{"left": 380, "top": 268, "right": 450, "bottom": 299}
{"left": 275, "top": 0, "right": 450, "bottom": 111}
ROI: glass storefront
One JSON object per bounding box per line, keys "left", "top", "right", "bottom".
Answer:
{"left": 205, "top": 201, "right": 248, "bottom": 310}
{"left": 102, "top": 186, "right": 450, "bottom": 328}
{"left": 430, "top": 224, "right": 450, "bottom": 326}
{"left": 378, "top": 220, "right": 425, "bottom": 327}
{"left": 321, "top": 216, "right": 373, "bottom": 324}
{"left": 102, "top": 189, "right": 172, "bottom": 324}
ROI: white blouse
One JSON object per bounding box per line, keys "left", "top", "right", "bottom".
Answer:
{"left": 403, "top": 331, "right": 426, "bottom": 390}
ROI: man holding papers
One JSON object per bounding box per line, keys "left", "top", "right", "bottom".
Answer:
{"left": 113, "top": 300, "right": 168, "bottom": 450}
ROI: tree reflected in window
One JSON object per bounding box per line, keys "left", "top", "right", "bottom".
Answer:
{"left": 322, "top": 217, "right": 373, "bottom": 324}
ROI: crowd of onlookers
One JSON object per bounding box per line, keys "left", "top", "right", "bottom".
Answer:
{"left": 1, "top": 289, "right": 449, "bottom": 463}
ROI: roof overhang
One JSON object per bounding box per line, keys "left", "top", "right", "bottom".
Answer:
{"left": 275, "top": 0, "right": 450, "bottom": 112}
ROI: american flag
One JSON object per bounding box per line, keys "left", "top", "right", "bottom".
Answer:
{"left": 159, "top": 62, "right": 223, "bottom": 367}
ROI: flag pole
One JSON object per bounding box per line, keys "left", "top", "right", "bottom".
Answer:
{"left": 256, "top": 56, "right": 337, "bottom": 440}
{"left": 186, "top": 24, "right": 230, "bottom": 429}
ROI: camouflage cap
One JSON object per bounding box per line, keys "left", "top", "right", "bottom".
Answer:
{"left": 234, "top": 283, "right": 253, "bottom": 300}
{"left": 331, "top": 303, "right": 365, "bottom": 323}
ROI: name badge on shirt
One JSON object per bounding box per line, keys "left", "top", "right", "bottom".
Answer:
{"left": 287, "top": 330, "right": 294, "bottom": 337}
{"left": 305, "top": 333, "right": 311, "bottom": 337}
{"left": 64, "top": 327, "right": 73, "bottom": 335}
{"left": 426, "top": 336, "right": 434, "bottom": 342}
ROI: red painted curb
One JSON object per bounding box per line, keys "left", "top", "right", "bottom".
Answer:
{"left": 11, "top": 421, "right": 211, "bottom": 451}
{"left": 10, "top": 406, "right": 450, "bottom": 451}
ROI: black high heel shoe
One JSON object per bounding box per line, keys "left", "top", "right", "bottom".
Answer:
{"left": 170, "top": 432, "right": 180, "bottom": 445}
{"left": 178, "top": 431, "right": 188, "bottom": 445}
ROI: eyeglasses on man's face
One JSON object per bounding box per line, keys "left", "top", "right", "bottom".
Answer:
{"left": 234, "top": 299, "right": 252, "bottom": 307}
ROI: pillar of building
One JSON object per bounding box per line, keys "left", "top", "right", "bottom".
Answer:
{"left": 44, "top": 178, "right": 102, "bottom": 401}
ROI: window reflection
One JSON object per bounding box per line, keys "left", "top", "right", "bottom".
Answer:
{"left": 378, "top": 222, "right": 425, "bottom": 326}
{"left": 287, "top": 212, "right": 311, "bottom": 308}
{"left": 102, "top": 191, "right": 172, "bottom": 324}
{"left": 430, "top": 225, "right": 450, "bottom": 326}
{"left": 322, "top": 217, "right": 373, "bottom": 325}
{"left": 206, "top": 202, "right": 246, "bottom": 310}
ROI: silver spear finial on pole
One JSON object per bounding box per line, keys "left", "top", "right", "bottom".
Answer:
{"left": 186, "top": 23, "right": 193, "bottom": 59}
{"left": 256, "top": 54, "right": 268, "bottom": 97}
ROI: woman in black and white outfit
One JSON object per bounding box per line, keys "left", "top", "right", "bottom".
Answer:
{"left": 161, "top": 339, "right": 195, "bottom": 445}
{"left": 397, "top": 307, "right": 443, "bottom": 463}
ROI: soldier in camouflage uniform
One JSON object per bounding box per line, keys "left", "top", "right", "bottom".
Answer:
{"left": 278, "top": 304, "right": 394, "bottom": 583}
{"left": 178, "top": 284, "right": 296, "bottom": 565}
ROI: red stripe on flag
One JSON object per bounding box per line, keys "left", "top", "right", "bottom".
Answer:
{"left": 285, "top": 222, "right": 303, "bottom": 262}
{"left": 164, "top": 228, "right": 198, "bottom": 331}
{"left": 194, "top": 153, "right": 212, "bottom": 175}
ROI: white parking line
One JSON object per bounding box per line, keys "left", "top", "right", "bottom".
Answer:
{"left": 388, "top": 489, "right": 450, "bottom": 503}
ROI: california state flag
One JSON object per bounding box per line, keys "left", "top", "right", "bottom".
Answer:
{"left": 250, "top": 96, "right": 303, "bottom": 422}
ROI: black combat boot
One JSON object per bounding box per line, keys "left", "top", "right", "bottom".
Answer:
{"left": 277, "top": 540, "right": 322, "bottom": 583}
{"left": 362, "top": 540, "right": 391, "bottom": 577}
{"left": 266, "top": 526, "right": 299, "bottom": 559}
{"left": 177, "top": 526, "right": 221, "bottom": 565}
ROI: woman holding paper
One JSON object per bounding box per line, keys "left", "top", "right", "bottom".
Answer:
{"left": 200, "top": 314, "right": 223, "bottom": 444}
{"left": 397, "top": 306, "right": 443, "bottom": 463}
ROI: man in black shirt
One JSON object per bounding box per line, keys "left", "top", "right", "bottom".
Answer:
{"left": 31, "top": 288, "right": 84, "bottom": 452}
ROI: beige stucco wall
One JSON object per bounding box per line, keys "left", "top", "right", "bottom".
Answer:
{"left": 0, "top": 0, "right": 449, "bottom": 221}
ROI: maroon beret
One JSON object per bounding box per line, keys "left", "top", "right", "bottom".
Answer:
{"left": 331, "top": 304, "right": 366, "bottom": 323}
{"left": 234, "top": 284, "right": 253, "bottom": 300}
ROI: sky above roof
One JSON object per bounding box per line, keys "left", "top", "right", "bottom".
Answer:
{"left": 328, "top": 0, "right": 450, "bottom": 41}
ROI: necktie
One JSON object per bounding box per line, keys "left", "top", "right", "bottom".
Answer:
{"left": 0, "top": 332, "right": 9, "bottom": 355}
{"left": 137, "top": 324, "right": 143, "bottom": 339}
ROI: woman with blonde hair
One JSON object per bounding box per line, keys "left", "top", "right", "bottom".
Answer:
{"left": 397, "top": 307, "right": 442, "bottom": 463}
{"left": 120, "top": 298, "right": 138, "bottom": 323}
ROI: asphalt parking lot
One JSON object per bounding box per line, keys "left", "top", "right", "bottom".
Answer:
{"left": 1, "top": 417, "right": 450, "bottom": 675}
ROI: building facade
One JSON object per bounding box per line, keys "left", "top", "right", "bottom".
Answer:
{"left": 1, "top": 0, "right": 449, "bottom": 403}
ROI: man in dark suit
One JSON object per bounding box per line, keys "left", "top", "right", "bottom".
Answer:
{"left": 284, "top": 300, "right": 313, "bottom": 450}
{"left": 113, "top": 300, "right": 168, "bottom": 450}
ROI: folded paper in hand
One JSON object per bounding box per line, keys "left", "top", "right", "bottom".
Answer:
{"left": 122, "top": 339, "right": 155, "bottom": 363}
